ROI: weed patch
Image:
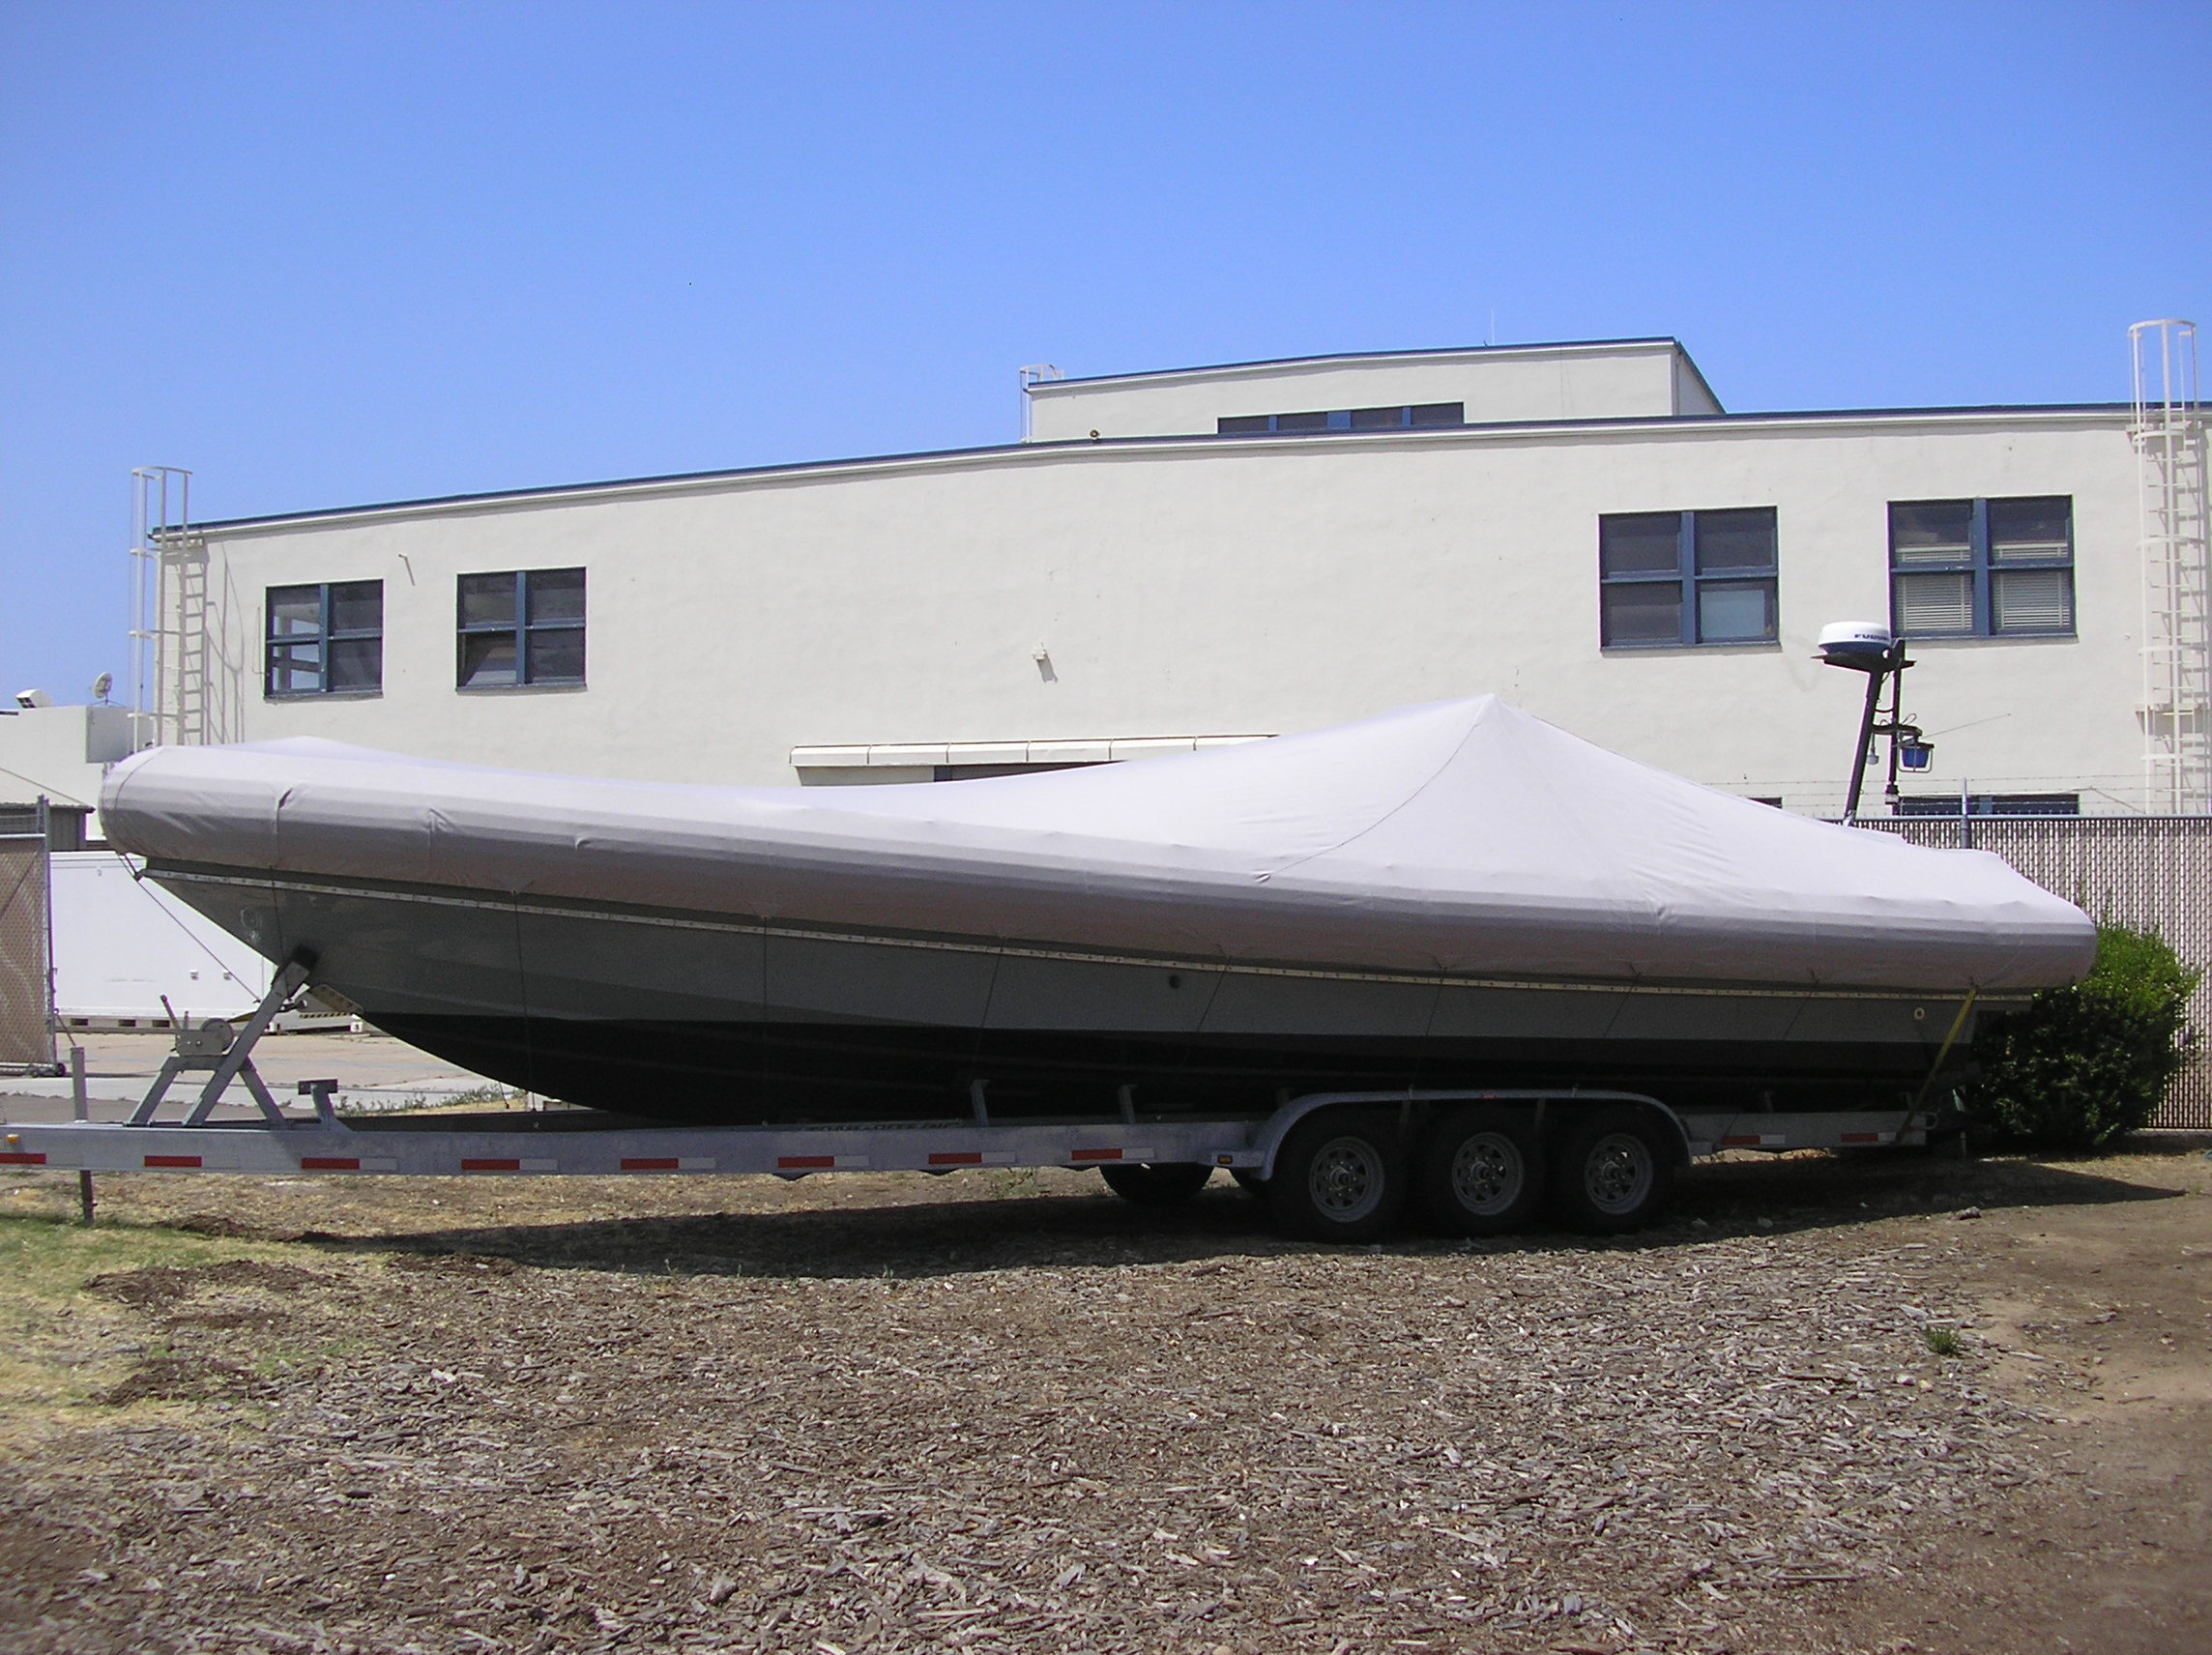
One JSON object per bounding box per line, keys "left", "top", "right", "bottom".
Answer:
{"left": 0, "top": 1212, "right": 312, "bottom": 1427}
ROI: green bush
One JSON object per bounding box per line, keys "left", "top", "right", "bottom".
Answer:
{"left": 1971, "top": 921, "right": 2200, "bottom": 1150}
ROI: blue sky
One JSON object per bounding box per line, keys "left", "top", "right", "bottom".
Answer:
{"left": 4, "top": 1, "right": 2207, "bottom": 702}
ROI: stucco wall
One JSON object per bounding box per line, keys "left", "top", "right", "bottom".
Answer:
{"left": 1025, "top": 342, "right": 1692, "bottom": 440}
{"left": 174, "top": 407, "right": 2143, "bottom": 814}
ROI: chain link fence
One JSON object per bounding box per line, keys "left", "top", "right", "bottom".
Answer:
{"left": 1864, "top": 815, "right": 2212, "bottom": 1128}
{"left": 0, "top": 828, "right": 56, "bottom": 1073}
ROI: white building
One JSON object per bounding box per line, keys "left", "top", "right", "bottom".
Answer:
{"left": 0, "top": 699, "right": 134, "bottom": 844}
{"left": 122, "top": 333, "right": 2208, "bottom": 817}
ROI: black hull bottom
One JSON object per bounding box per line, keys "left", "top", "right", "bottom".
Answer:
{"left": 370, "top": 1014, "right": 1960, "bottom": 1126}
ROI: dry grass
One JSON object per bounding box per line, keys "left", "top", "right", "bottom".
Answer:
{"left": 0, "top": 1206, "right": 297, "bottom": 1424}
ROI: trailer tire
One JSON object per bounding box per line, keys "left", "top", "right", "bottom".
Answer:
{"left": 1551, "top": 1106, "right": 1674, "bottom": 1234}
{"left": 1417, "top": 1105, "right": 1546, "bottom": 1234}
{"left": 1266, "top": 1110, "right": 1408, "bottom": 1242}
{"left": 1099, "top": 1161, "right": 1214, "bottom": 1206}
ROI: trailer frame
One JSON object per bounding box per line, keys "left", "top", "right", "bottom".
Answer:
{"left": 3, "top": 976, "right": 1964, "bottom": 1231}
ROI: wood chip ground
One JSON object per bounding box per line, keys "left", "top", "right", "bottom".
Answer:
{"left": 2, "top": 1145, "right": 2206, "bottom": 1654}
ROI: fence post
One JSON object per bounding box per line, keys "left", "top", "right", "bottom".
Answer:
{"left": 71, "top": 1043, "right": 94, "bottom": 1224}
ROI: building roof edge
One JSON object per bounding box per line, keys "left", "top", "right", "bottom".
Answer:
{"left": 173, "top": 401, "right": 2137, "bottom": 538}
{"left": 1026, "top": 336, "right": 1685, "bottom": 393}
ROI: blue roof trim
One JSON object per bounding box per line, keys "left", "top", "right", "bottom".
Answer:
{"left": 176, "top": 401, "right": 2137, "bottom": 535}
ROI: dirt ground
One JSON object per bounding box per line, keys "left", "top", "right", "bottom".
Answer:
{"left": 0, "top": 1137, "right": 2205, "bottom": 1655}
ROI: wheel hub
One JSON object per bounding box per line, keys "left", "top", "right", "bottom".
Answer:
{"left": 1449, "top": 1132, "right": 1522, "bottom": 1214}
{"left": 1585, "top": 1131, "right": 1654, "bottom": 1214}
{"left": 1308, "top": 1137, "right": 1384, "bottom": 1222}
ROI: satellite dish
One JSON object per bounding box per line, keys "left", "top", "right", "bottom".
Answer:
{"left": 90, "top": 672, "right": 113, "bottom": 704}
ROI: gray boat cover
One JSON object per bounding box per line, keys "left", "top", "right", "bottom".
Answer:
{"left": 102, "top": 696, "right": 2096, "bottom": 992}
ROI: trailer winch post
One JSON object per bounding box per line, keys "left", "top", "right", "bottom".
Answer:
{"left": 129, "top": 957, "right": 313, "bottom": 1127}
{"left": 188, "top": 957, "right": 312, "bottom": 1123}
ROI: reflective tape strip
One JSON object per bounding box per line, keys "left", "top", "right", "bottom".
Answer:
{"left": 1840, "top": 1131, "right": 1893, "bottom": 1145}
{"left": 300, "top": 1156, "right": 360, "bottom": 1171}
{"left": 1070, "top": 1147, "right": 1154, "bottom": 1162}
{"left": 1719, "top": 1134, "right": 1788, "bottom": 1147}
{"left": 0, "top": 1151, "right": 45, "bottom": 1166}
{"left": 775, "top": 1154, "right": 869, "bottom": 1171}
{"left": 925, "top": 1150, "right": 1018, "bottom": 1167}
{"left": 620, "top": 1156, "right": 716, "bottom": 1172}
{"left": 460, "top": 1157, "right": 558, "bottom": 1173}
{"left": 144, "top": 1154, "right": 201, "bottom": 1169}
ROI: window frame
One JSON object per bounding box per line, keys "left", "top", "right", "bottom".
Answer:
{"left": 1887, "top": 496, "right": 2075, "bottom": 641}
{"left": 1217, "top": 402, "right": 1464, "bottom": 435}
{"left": 1598, "top": 508, "right": 1780, "bottom": 650}
{"left": 263, "top": 580, "right": 384, "bottom": 699}
{"left": 454, "top": 566, "right": 588, "bottom": 690}
{"left": 1897, "top": 792, "right": 2081, "bottom": 818}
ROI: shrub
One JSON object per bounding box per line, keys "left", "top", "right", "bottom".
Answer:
{"left": 1970, "top": 921, "right": 2200, "bottom": 1150}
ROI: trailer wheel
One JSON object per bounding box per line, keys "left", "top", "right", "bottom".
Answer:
{"left": 1099, "top": 1162, "right": 1214, "bottom": 1206}
{"left": 1551, "top": 1106, "right": 1674, "bottom": 1234}
{"left": 1417, "top": 1105, "right": 1546, "bottom": 1234}
{"left": 1266, "top": 1111, "right": 1407, "bottom": 1242}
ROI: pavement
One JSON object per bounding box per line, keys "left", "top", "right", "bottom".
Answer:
{"left": 0, "top": 1031, "right": 501, "bottom": 1124}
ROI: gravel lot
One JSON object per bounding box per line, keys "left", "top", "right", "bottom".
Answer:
{"left": 1, "top": 1143, "right": 2206, "bottom": 1655}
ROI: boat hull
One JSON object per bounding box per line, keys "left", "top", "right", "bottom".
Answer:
{"left": 152, "top": 863, "right": 2006, "bottom": 1125}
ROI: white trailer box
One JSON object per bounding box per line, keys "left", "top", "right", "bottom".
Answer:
{"left": 49, "top": 851, "right": 349, "bottom": 1031}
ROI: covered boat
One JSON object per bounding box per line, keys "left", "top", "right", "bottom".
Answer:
{"left": 99, "top": 697, "right": 2096, "bottom": 1124}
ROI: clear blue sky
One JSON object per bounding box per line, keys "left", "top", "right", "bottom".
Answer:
{"left": 4, "top": 1, "right": 2206, "bottom": 703}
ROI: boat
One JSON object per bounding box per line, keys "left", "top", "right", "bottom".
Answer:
{"left": 99, "top": 696, "right": 2097, "bottom": 1125}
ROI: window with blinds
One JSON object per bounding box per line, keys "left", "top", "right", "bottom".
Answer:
{"left": 1599, "top": 508, "right": 1779, "bottom": 648}
{"left": 1889, "top": 497, "right": 2073, "bottom": 640}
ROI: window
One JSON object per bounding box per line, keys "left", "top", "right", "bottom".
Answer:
{"left": 1889, "top": 496, "right": 2073, "bottom": 639}
{"left": 1599, "top": 508, "right": 1778, "bottom": 648}
{"left": 265, "top": 581, "right": 383, "bottom": 697}
{"left": 1898, "top": 793, "right": 2080, "bottom": 817}
{"left": 457, "top": 567, "right": 587, "bottom": 688}
{"left": 1217, "top": 402, "right": 1464, "bottom": 435}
